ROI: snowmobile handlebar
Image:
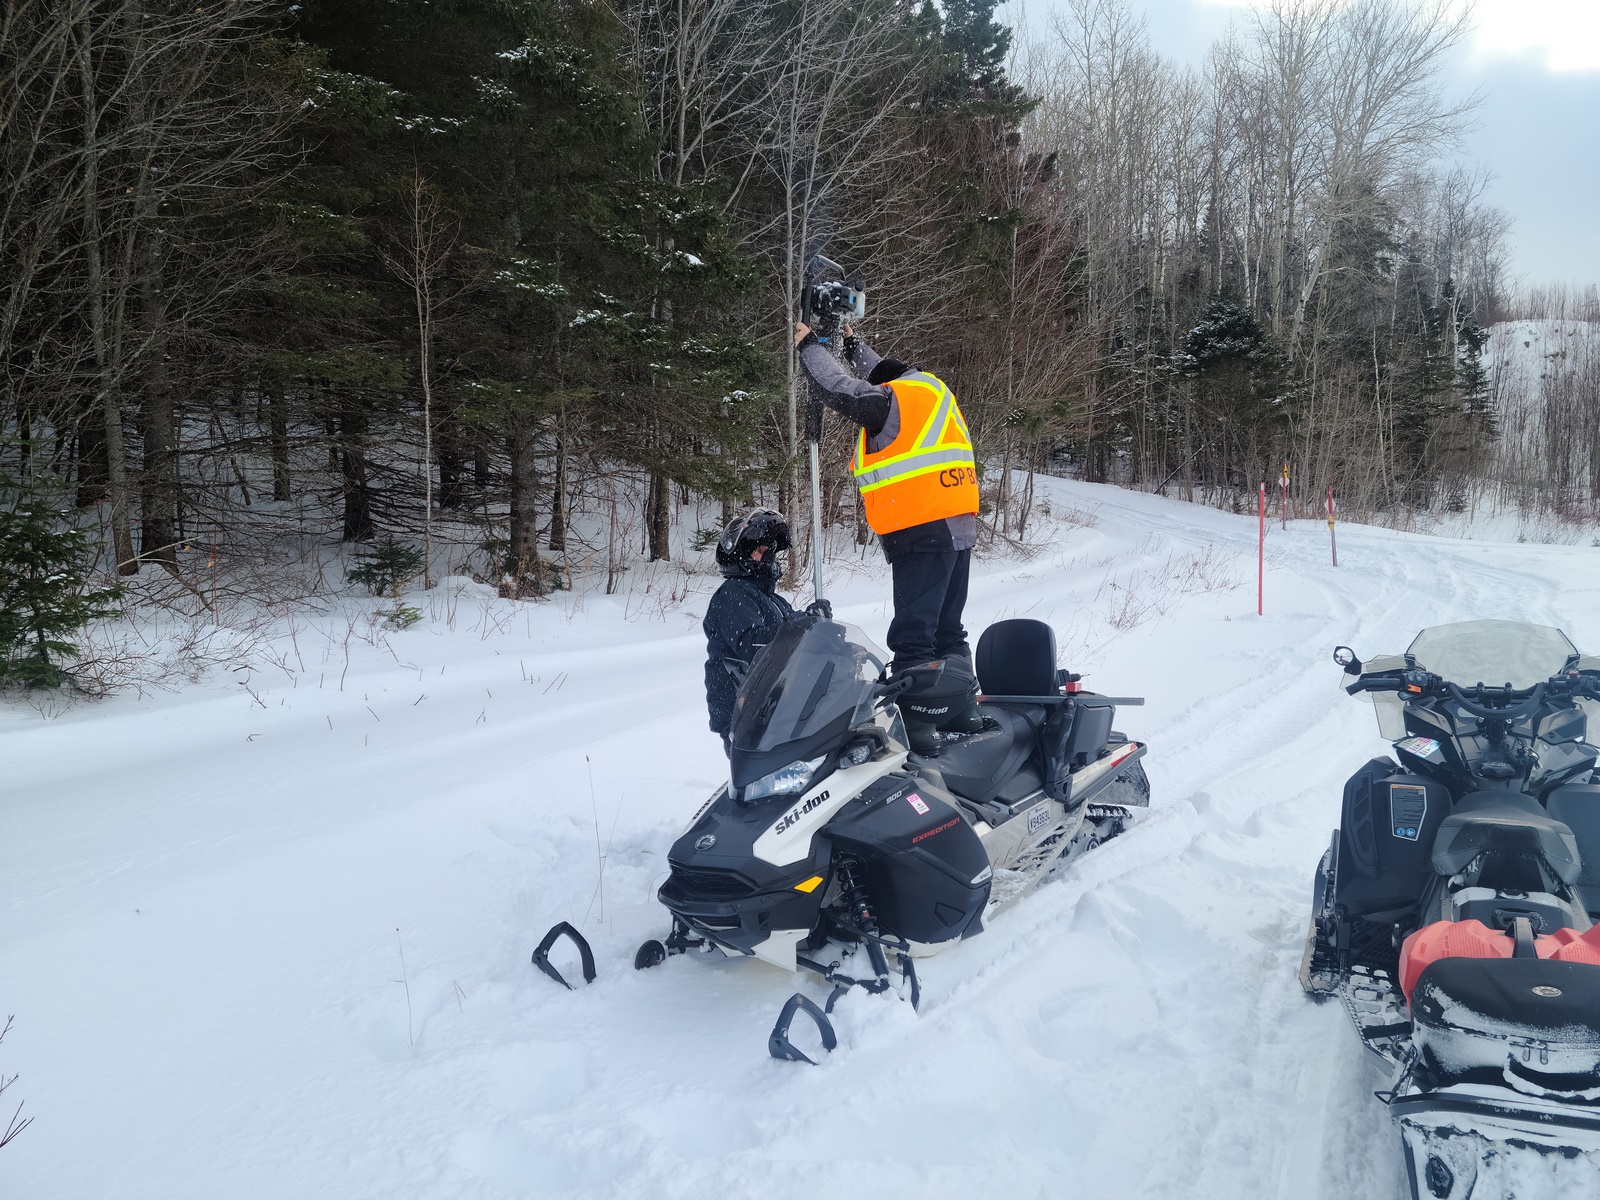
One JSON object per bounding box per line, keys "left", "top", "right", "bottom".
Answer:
{"left": 1443, "top": 681, "right": 1546, "bottom": 720}
{"left": 1348, "top": 670, "right": 1600, "bottom": 720}
{"left": 1347, "top": 670, "right": 1539, "bottom": 714}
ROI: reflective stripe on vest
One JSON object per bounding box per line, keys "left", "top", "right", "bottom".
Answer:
{"left": 850, "top": 371, "right": 978, "bottom": 535}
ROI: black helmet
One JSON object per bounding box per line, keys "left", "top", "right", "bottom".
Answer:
{"left": 715, "top": 508, "right": 791, "bottom": 579}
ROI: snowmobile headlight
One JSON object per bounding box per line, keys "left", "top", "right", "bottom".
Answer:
{"left": 743, "top": 756, "right": 826, "bottom": 803}
{"left": 841, "top": 738, "right": 873, "bottom": 767}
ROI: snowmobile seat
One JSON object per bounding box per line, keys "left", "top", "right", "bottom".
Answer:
{"left": 1431, "top": 792, "right": 1583, "bottom": 885}
{"left": 936, "top": 706, "right": 1043, "bottom": 806}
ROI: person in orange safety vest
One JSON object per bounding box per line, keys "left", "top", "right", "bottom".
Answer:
{"left": 794, "top": 319, "right": 982, "bottom": 755}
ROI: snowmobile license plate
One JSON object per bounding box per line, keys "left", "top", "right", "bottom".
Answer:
{"left": 1389, "top": 783, "right": 1427, "bottom": 841}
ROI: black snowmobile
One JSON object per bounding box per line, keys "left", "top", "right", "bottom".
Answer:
{"left": 1300, "top": 619, "right": 1600, "bottom": 1197}
{"left": 536, "top": 615, "right": 1148, "bottom": 1061}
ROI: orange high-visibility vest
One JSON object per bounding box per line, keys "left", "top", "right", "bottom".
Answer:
{"left": 851, "top": 371, "right": 979, "bottom": 535}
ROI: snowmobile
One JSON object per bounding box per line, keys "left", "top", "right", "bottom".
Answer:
{"left": 1300, "top": 619, "right": 1600, "bottom": 1198}
{"left": 534, "top": 615, "right": 1149, "bottom": 1061}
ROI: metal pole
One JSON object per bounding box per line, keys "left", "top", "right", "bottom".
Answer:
{"left": 1258, "top": 481, "right": 1266, "bottom": 616}
{"left": 808, "top": 439, "right": 825, "bottom": 604}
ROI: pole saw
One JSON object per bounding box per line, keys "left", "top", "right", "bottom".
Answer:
{"left": 799, "top": 253, "right": 866, "bottom": 606}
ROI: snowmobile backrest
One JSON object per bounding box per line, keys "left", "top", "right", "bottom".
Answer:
{"left": 976, "top": 619, "right": 1058, "bottom": 698}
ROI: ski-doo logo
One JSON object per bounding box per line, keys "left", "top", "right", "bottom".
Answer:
{"left": 774, "top": 790, "right": 829, "bottom": 835}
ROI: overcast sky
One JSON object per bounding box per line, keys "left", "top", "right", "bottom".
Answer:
{"left": 1017, "top": 0, "right": 1600, "bottom": 290}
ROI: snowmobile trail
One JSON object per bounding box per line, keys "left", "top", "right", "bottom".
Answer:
{"left": 5, "top": 479, "right": 1600, "bottom": 1200}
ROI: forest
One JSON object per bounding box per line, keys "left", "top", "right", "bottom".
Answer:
{"left": 0, "top": 0, "right": 1593, "bottom": 679}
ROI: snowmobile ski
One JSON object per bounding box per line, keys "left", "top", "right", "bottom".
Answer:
{"left": 530, "top": 921, "right": 596, "bottom": 990}
{"left": 768, "top": 993, "right": 837, "bottom": 1064}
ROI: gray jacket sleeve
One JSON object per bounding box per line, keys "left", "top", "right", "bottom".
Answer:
{"left": 847, "top": 337, "right": 882, "bottom": 380}
{"left": 798, "top": 340, "right": 890, "bottom": 436}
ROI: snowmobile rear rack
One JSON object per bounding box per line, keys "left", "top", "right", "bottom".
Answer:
{"left": 979, "top": 694, "right": 1144, "bottom": 707}
{"left": 531, "top": 922, "right": 596, "bottom": 990}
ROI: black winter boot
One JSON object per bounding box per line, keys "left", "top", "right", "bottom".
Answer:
{"left": 935, "top": 654, "right": 984, "bottom": 734}
{"left": 902, "top": 716, "right": 941, "bottom": 756}
{"left": 938, "top": 688, "right": 984, "bottom": 735}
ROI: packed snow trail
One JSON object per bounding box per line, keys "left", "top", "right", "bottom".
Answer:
{"left": 2, "top": 479, "right": 1594, "bottom": 1200}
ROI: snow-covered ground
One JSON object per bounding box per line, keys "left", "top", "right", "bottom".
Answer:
{"left": 4, "top": 478, "right": 1599, "bottom": 1199}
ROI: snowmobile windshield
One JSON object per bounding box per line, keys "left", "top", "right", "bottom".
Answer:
{"left": 728, "top": 619, "right": 888, "bottom": 756}
{"left": 1405, "top": 620, "right": 1578, "bottom": 689}
{"left": 1350, "top": 621, "right": 1580, "bottom": 739}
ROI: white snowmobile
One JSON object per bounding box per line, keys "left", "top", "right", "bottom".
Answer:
{"left": 534, "top": 615, "right": 1149, "bottom": 1060}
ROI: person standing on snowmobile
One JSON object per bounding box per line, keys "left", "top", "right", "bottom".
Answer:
{"left": 793, "top": 320, "right": 982, "bottom": 755}
{"left": 703, "top": 508, "right": 829, "bottom": 752}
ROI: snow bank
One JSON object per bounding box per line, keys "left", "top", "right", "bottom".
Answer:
{"left": 4, "top": 479, "right": 1599, "bottom": 1199}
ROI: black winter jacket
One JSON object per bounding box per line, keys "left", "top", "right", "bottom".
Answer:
{"left": 703, "top": 575, "right": 797, "bottom": 737}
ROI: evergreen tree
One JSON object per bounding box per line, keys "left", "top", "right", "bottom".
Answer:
{"left": 0, "top": 486, "right": 123, "bottom": 688}
{"left": 1181, "top": 294, "right": 1287, "bottom": 486}
{"left": 278, "top": 0, "right": 764, "bottom": 573}
{"left": 927, "top": 0, "right": 1027, "bottom": 109}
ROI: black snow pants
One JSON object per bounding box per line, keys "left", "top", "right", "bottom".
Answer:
{"left": 886, "top": 548, "right": 971, "bottom": 670}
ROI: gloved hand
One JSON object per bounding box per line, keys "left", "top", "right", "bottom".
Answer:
{"left": 805, "top": 598, "right": 833, "bottom": 620}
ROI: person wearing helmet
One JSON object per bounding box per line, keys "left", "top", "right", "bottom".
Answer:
{"left": 702, "top": 508, "right": 822, "bottom": 751}
{"left": 792, "top": 320, "right": 982, "bottom": 755}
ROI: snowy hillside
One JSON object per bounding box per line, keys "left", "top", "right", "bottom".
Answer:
{"left": 4, "top": 478, "right": 1600, "bottom": 1199}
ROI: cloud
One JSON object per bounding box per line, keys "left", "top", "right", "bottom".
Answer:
{"left": 1194, "top": 0, "right": 1600, "bottom": 74}
{"left": 1469, "top": 0, "right": 1600, "bottom": 73}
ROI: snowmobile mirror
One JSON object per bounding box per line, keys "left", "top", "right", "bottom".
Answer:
{"left": 768, "top": 992, "right": 838, "bottom": 1064}
{"left": 531, "top": 921, "right": 596, "bottom": 990}
{"left": 1333, "top": 646, "right": 1362, "bottom": 675}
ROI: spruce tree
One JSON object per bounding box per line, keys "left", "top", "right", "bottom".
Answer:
{"left": 0, "top": 487, "right": 123, "bottom": 688}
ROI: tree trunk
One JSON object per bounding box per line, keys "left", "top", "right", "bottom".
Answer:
{"left": 646, "top": 469, "right": 670, "bottom": 561}
{"left": 267, "top": 375, "right": 291, "bottom": 502}
{"left": 507, "top": 419, "right": 540, "bottom": 591}
{"left": 437, "top": 416, "right": 464, "bottom": 509}
{"left": 76, "top": 421, "right": 109, "bottom": 507}
{"left": 138, "top": 226, "right": 178, "bottom": 569}
{"left": 548, "top": 427, "right": 567, "bottom": 552}
{"left": 338, "top": 392, "right": 374, "bottom": 541}
{"left": 77, "top": 16, "right": 136, "bottom": 575}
